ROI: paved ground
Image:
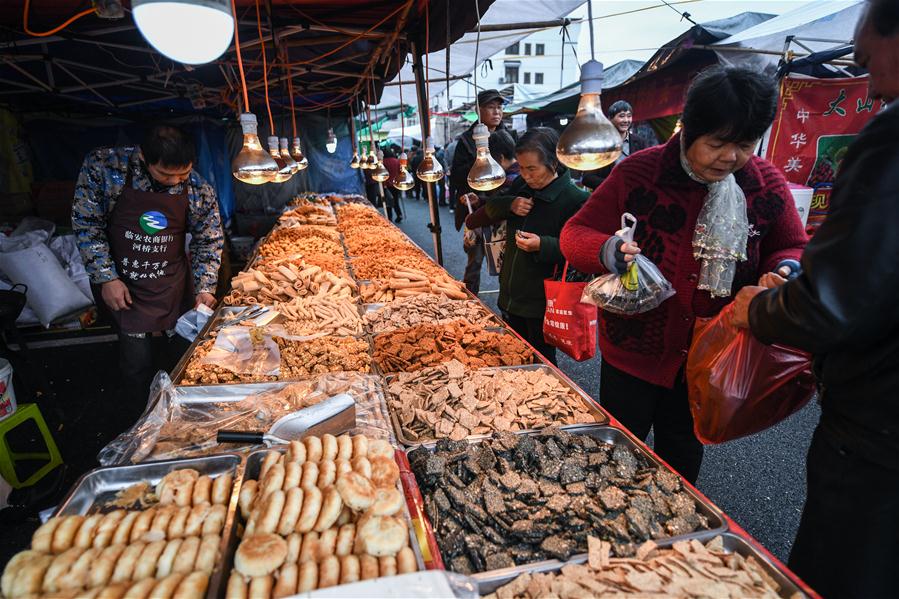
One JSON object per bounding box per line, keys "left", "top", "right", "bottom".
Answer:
{"left": 394, "top": 193, "right": 820, "bottom": 563}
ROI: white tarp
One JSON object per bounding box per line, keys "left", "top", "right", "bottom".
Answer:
{"left": 712, "top": 0, "right": 863, "bottom": 74}
{"left": 377, "top": 0, "right": 585, "bottom": 107}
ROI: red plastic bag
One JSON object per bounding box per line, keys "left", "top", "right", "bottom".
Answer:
{"left": 543, "top": 263, "right": 598, "bottom": 361}
{"left": 686, "top": 303, "right": 817, "bottom": 444}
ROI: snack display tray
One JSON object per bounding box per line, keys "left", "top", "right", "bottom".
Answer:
{"left": 400, "top": 424, "right": 728, "bottom": 595}
{"left": 202, "top": 305, "right": 368, "bottom": 341}
{"left": 360, "top": 302, "right": 504, "bottom": 334}
{"left": 53, "top": 453, "right": 244, "bottom": 599}
{"left": 383, "top": 364, "right": 608, "bottom": 448}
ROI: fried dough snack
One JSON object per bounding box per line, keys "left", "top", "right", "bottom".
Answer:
{"left": 224, "top": 257, "right": 355, "bottom": 305}
{"left": 364, "top": 294, "right": 499, "bottom": 334}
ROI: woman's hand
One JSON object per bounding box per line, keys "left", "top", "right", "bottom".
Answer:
{"left": 758, "top": 272, "right": 787, "bottom": 289}
{"left": 600, "top": 236, "right": 641, "bottom": 274}
{"left": 510, "top": 197, "right": 534, "bottom": 217}
{"left": 515, "top": 231, "right": 541, "bottom": 252}
{"left": 732, "top": 285, "right": 766, "bottom": 328}
{"left": 458, "top": 192, "right": 480, "bottom": 210}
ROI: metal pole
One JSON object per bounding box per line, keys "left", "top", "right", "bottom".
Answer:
{"left": 410, "top": 40, "right": 444, "bottom": 266}
{"left": 378, "top": 181, "right": 389, "bottom": 220}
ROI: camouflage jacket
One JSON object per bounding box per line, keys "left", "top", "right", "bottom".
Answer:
{"left": 72, "top": 146, "right": 224, "bottom": 294}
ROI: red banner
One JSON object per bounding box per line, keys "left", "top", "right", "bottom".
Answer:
{"left": 766, "top": 76, "right": 885, "bottom": 188}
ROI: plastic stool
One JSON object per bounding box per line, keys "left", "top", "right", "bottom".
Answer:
{"left": 0, "top": 403, "right": 63, "bottom": 489}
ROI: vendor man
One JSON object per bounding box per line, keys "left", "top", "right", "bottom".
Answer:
{"left": 72, "top": 124, "right": 223, "bottom": 404}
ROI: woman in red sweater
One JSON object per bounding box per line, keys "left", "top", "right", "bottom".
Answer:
{"left": 560, "top": 66, "right": 808, "bottom": 483}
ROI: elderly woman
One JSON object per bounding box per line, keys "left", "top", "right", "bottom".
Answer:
{"left": 560, "top": 66, "right": 808, "bottom": 483}
{"left": 484, "top": 127, "right": 589, "bottom": 365}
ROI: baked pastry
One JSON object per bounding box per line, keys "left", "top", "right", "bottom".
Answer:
{"left": 234, "top": 533, "right": 287, "bottom": 577}
{"left": 335, "top": 472, "right": 375, "bottom": 511}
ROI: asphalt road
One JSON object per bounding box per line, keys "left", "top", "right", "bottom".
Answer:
{"left": 393, "top": 192, "right": 820, "bottom": 563}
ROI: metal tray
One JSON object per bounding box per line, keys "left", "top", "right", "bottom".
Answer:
{"left": 203, "top": 305, "right": 367, "bottom": 340}
{"left": 383, "top": 364, "right": 608, "bottom": 447}
{"left": 401, "top": 424, "right": 728, "bottom": 594}
{"left": 361, "top": 301, "right": 503, "bottom": 335}
{"left": 476, "top": 531, "right": 807, "bottom": 598}
{"left": 53, "top": 454, "right": 244, "bottom": 599}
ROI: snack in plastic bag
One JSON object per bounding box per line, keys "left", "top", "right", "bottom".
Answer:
{"left": 580, "top": 213, "right": 675, "bottom": 315}
{"left": 174, "top": 303, "right": 214, "bottom": 342}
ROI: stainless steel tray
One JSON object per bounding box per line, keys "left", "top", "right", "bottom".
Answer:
{"left": 383, "top": 364, "right": 609, "bottom": 447}
{"left": 402, "top": 424, "right": 728, "bottom": 594}
{"left": 203, "top": 305, "right": 366, "bottom": 340}
{"left": 475, "top": 531, "right": 807, "bottom": 597}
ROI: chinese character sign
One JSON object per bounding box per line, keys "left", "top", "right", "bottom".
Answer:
{"left": 767, "top": 76, "right": 882, "bottom": 188}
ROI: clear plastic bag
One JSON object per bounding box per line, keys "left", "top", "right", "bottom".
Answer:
{"left": 174, "top": 304, "right": 214, "bottom": 342}
{"left": 198, "top": 326, "right": 281, "bottom": 376}
{"left": 581, "top": 213, "right": 675, "bottom": 315}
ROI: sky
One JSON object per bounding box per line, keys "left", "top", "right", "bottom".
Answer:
{"left": 571, "top": 0, "right": 809, "bottom": 65}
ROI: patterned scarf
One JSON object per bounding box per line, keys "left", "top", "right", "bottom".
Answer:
{"left": 679, "top": 137, "right": 749, "bottom": 298}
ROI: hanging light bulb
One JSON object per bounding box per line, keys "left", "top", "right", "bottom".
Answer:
{"left": 350, "top": 152, "right": 361, "bottom": 169}
{"left": 232, "top": 113, "right": 279, "bottom": 185}
{"left": 416, "top": 136, "right": 444, "bottom": 182}
{"left": 365, "top": 149, "right": 378, "bottom": 170}
{"left": 393, "top": 151, "right": 416, "bottom": 191}
{"left": 266, "top": 136, "right": 293, "bottom": 183}
{"left": 556, "top": 60, "right": 622, "bottom": 170}
{"left": 467, "top": 123, "right": 505, "bottom": 192}
{"left": 279, "top": 138, "right": 299, "bottom": 174}
{"left": 132, "top": 0, "right": 234, "bottom": 65}
{"left": 325, "top": 128, "right": 338, "bottom": 153}
{"left": 372, "top": 150, "right": 390, "bottom": 183}
{"left": 291, "top": 137, "right": 309, "bottom": 170}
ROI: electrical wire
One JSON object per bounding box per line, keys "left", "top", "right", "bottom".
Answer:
{"left": 397, "top": 44, "right": 405, "bottom": 152}
{"left": 255, "top": 0, "right": 275, "bottom": 134}
{"left": 473, "top": 0, "right": 482, "bottom": 123}
{"left": 23, "top": 0, "right": 95, "bottom": 37}
{"left": 231, "top": 0, "right": 251, "bottom": 111}
{"left": 587, "top": 0, "right": 595, "bottom": 61}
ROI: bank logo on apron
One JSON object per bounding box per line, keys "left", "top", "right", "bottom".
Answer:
{"left": 139, "top": 211, "right": 168, "bottom": 235}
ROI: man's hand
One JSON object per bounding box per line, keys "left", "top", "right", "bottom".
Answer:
{"left": 101, "top": 279, "right": 132, "bottom": 311}
{"left": 515, "top": 231, "right": 541, "bottom": 252}
{"left": 758, "top": 272, "right": 787, "bottom": 289}
{"left": 732, "top": 285, "right": 766, "bottom": 328}
{"left": 195, "top": 292, "right": 216, "bottom": 309}
{"left": 511, "top": 197, "right": 534, "bottom": 217}
{"left": 458, "top": 192, "right": 480, "bottom": 211}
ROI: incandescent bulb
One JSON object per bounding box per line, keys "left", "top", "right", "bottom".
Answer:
{"left": 392, "top": 151, "right": 416, "bottom": 191}
{"left": 132, "top": 0, "right": 234, "bottom": 65}
{"left": 232, "top": 113, "right": 279, "bottom": 185}
{"left": 279, "top": 138, "right": 299, "bottom": 174}
{"left": 325, "top": 128, "right": 338, "bottom": 153}
{"left": 291, "top": 138, "right": 309, "bottom": 171}
{"left": 365, "top": 150, "right": 378, "bottom": 170}
{"left": 556, "top": 60, "right": 622, "bottom": 170}
{"left": 416, "top": 136, "right": 444, "bottom": 182}
{"left": 267, "top": 136, "right": 293, "bottom": 183}
{"left": 350, "top": 152, "right": 361, "bottom": 169}
{"left": 372, "top": 150, "right": 390, "bottom": 182}
{"left": 467, "top": 123, "right": 506, "bottom": 192}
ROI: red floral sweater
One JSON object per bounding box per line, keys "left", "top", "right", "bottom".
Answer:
{"left": 560, "top": 134, "right": 808, "bottom": 388}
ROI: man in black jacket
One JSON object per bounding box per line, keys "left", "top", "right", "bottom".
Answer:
{"left": 580, "top": 100, "right": 654, "bottom": 190}
{"left": 451, "top": 89, "right": 515, "bottom": 293}
{"left": 732, "top": 1, "right": 899, "bottom": 595}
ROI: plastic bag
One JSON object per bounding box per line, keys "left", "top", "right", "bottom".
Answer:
{"left": 483, "top": 220, "right": 506, "bottom": 276}
{"left": 461, "top": 195, "right": 481, "bottom": 251}
{"left": 686, "top": 303, "right": 816, "bottom": 444}
{"left": 580, "top": 213, "right": 675, "bottom": 315}
{"left": 543, "top": 262, "right": 597, "bottom": 361}
{"left": 198, "top": 326, "right": 281, "bottom": 376}
{"left": 174, "top": 303, "right": 214, "bottom": 342}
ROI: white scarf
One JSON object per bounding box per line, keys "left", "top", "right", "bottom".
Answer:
{"left": 679, "top": 138, "right": 749, "bottom": 298}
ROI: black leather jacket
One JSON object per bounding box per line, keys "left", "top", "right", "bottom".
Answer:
{"left": 749, "top": 102, "right": 899, "bottom": 470}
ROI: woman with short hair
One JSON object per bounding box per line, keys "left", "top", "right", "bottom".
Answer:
{"left": 560, "top": 66, "right": 808, "bottom": 483}
{"left": 484, "top": 127, "right": 589, "bottom": 365}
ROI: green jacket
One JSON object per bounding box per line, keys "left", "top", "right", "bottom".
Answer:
{"left": 486, "top": 168, "right": 589, "bottom": 318}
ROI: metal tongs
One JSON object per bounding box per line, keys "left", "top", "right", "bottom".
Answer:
{"left": 213, "top": 306, "right": 270, "bottom": 332}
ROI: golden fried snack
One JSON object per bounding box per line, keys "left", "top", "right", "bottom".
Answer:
{"left": 52, "top": 515, "right": 85, "bottom": 554}
{"left": 396, "top": 546, "right": 417, "bottom": 574}
{"left": 88, "top": 544, "right": 125, "bottom": 588}
{"left": 285, "top": 533, "right": 302, "bottom": 563}
{"left": 123, "top": 577, "right": 157, "bottom": 599}
{"left": 277, "top": 487, "right": 304, "bottom": 537}
{"left": 128, "top": 508, "right": 157, "bottom": 544}
{"left": 148, "top": 506, "right": 176, "bottom": 541}
{"left": 336, "top": 506, "right": 353, "bottom": 527}
{"left": 234, "top": 534, "right": 287, "bottom": 578}
{"left": 172, "top": 571, "right": 208, "bottom": 599}
{"left": 318, "top": 556, "right": 339, "bottom": 589}
{"left": 3, "top": 551, "right": 36, "bottom": 597}
{"left": 149, "top": 573, "right": 184, "bottom": 599}
{"left": 183, "top": 504, "right": 211, "bottom": 538}
{"left": 167, "top": 507, "right": 190, "bottom": 540}
{"left": 315, "top": 528, "right": 337, "bottom": 561}
{"left": 155, "top": 539, "right": 182, "bottom": 579}
{"left": 172, "top": 536, "right": 200, "bottom": 574}
{"left": 367, "top": 439, "right": 394, "bottom": 460}
{"left": 304, "top": 437, "right": 323, "bottom": 463}
{"left": 351, "top": 435, "right": 369, "bottom": 460}
{"left": 351, "top": 457, "right": 372, "bottom": 480}
{"left": 321, "top": 434, "right": 338, "bottom": 461}
{"left": 297, "top": 532, "right": 319, "bottom": 564}
{"left": 57, "top": 546, "right": 99, "bottom": 591}
{"left": 111, "top": 542, "right": 145, "bottom": 583}
{"left": 31, "top": 517, "right": 61, "bottom": 553}
{"left": 357, "top": 516, "right": 408, "bottom": 557}
{"left": 335, "top": 524, "right": 355, "bottom": 557}
{"left": 370, "top": 487, "right": 404, "bottom": 517}
{"left": 359, "top": 554, "right": 379, "bottom": 580}
{"left": 283, "top": 462, "right": 302, "bottom": 491}
{"left": 94, "top": 582, "right": 131, "bottom": 599}
{"left": 379, "top": 556, "right": 397, "bottom": 577}
{"left": 336, "top": 435, "right": 353, "bottom": 461}
{"left": 158, "top": 469, "right": 199, "bottom": 507}
{"left": 286, "top": 440, "right": 306, "bottom": 464}
{"left": 273, "top": 563, "right": 298, "bottom": 598}
{"left": 247, "top": 575, "right": 272, "bottom": 599}
{"left": 211, "top": 472, "right": 233, "bottom": 505}
{"left": 260, "top": 464, "right": 286, "bottom": 500}
{"left": 43, "top": 546, "right": 85, "bottom": 592}
{"left": 259, "top": 451, "right": 281, "bottom": 481}
{"left": 74, "top": 514, "right": 103, "bottom": 549}
{"left": 191, "top": 476, "right": 212, "bottom": 506}
{"left": 238, "top": 481, "right": 258, "bottom": 520}
{"left": 201, "top": 505, "right": 226, "bottom": 536}
{"left": 297, "top": 562, "right": 318, "bottom": 593}
{"left": 340, "top": 555, "right": 361, "bottom": 585}
{"left": 300, "top": 462, "right": 319, "bottom": 490}
{"left": 194, "top": 535, "right": 220, "bottom": 573}
{"left": 335, "top": 460, "right": 352, "bottom": 478}
{"left": 369, "top": 456, "right": 400, "bottom": 489}
{"left": 132, "top": 540, "right": 166, "bottom": 581}
{"left": 317, "top": 461, "right": 337, "bottom": 489}
{"left": 314, "top": 487, "right": 343, "bottom": 532}
{"left": 335, "top": 472, "right": 375, "bottom": 512}
{"left": 9, "top": 553, "right": 52, "bottom": 598}
{"left": 107, "top": 511, "right": 137, "bottom": 548}
{"left": 256, "top": 489, "right": 286, "bottom": 535}
{"left": 225, "top": 572, "right": 246, "bottom": 599}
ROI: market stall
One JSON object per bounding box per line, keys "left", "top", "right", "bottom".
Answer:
{"left": 0, "top": 191, "right": 817, "bottom": 598}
